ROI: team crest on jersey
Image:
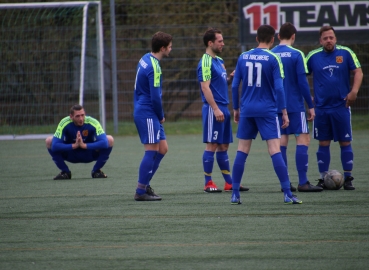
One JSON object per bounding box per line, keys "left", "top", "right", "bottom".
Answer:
{"left": 336, "top": 56, "right": 343, "bottom": 63}
{"left": 82, "top": 130, "right": 88, "bottom": 136}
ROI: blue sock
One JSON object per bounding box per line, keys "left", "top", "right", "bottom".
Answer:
{"left": 280, "top": 146, "right": 288, "bottom": 170}
{"left": 136, "top": 151, "right": 157, "bottom": 195}
{"left": 148, "top": 152, "right": 165, "bottom": 186}
{"left": 341, "top": 145, "right": 353, "bottom": 178}
{"left": 316, "top": 145, "right": 330, "bottom": 178}
{"left": 232, "top": 151, "right": 248, "bottom": 198}
{"left": 216, "top": 151, "right": 232, "bottom": 184}
{"left": 48, "top": 149, "right": 70, "bottom": 172}
{"left": 271, "top": 152, "right": 292, "bottom": 197}
{"left": 203, "top": 151, "right": 214, "bottom": 185}
{"left": 93, "top": 147, "right": 113, "bottom": 172}
{"left": 296, "top": 145, "right": 308, "bottom": 185}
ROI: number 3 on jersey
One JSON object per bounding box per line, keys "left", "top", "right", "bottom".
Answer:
{"left": 213, "top": 131, "right": 218, "bottom": 140}
{"left": 246, "top": 62, "right": 262, "bottom": 87}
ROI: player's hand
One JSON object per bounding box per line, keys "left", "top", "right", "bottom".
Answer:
{"left": 233, "top": 109, "right": 240, "bottom": 124}
{"left": 281, "top": 113, "right": 289, "bottom": 129}
{"left": 160, "top": 117, "right": 165, "bottom": 124}
{"left": 307, "top": 108, "right": 315, "bottom": 121}
{"left": 344, "top": 91, "right": 357, "bottom": 107}
{"left": 213, "top": 108, "right": 224, "bottom": 122}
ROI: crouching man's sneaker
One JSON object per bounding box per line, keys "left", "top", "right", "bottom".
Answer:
{"left": 91, "top": 169, "right": 107, "bottom": 178}
{"left": 298, "top": 181, "right": 323, "bottom": 192}
{"left": 54, "top": 171, "right": 71, "bottom": 180}
{"left": 343, "top": 176, "right": 355, "bottom": 190}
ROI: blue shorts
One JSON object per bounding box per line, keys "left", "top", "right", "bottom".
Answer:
{"left": 278, "top": 112, "right": 309, "bottom": 135}
{"left": 313, "top": 107, "right": 352, "bottom": 142}
{"left": 202, "top": 104, "right": 233, "bottom": 144}
{"left": 134, "top": 116, "right": 166, "bottom": 144}
{"left": 62, "top": 149, "right": 99, "bottom": 163}
{"left": 237, "top": 116, "right": 280, "bottom": 141}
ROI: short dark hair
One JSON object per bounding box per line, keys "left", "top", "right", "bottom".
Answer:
{"left": 257, "top": 25, "right": 275, "bottom": 43}
{"left": 203, "top": 28, "right": 222, "bottom": 47}
{"left": 279, "top": 22, "right": 296, "bottom": 40}
{"left": 151, "top": 31, "right": 172, "bottom": 53}
{"left": 70, "top": 104, "right": 83, "bottom": 115}
{"left": 319, "top": 25, "right": 335, "bottom": 37}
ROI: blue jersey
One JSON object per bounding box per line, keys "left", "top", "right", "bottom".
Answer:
{"left": 197, "top": 54, "right": 229, "bottom": 105}
{"left": 306, "top": 45, "right": 361, "bottom": 109}
{"left": 232, "top": 48, "right": 285, "bottom": 117}
{"left": 271, "top": 45, "right": 313, "bottom": 112}
{"left": 52, "top": 116, "right": 108, "bottom": 152}
{"left": 134, "top": 53, "right": 164, "bottom": 120}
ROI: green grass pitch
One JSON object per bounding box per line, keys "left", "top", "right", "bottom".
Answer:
{"left": 1, "top": 131, "right": 368, "bottom": 269}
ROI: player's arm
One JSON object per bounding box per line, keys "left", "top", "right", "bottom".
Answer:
{"left": 200, "top": 80, "right": 224, "bottom": 122}
{"left": 232, "top": 62, "right": 242, "bottom": 123}
{"left": 345, "top": 67, "right": 363, "bottom": 107}
{"left": 51, "top": 119, "right": 78, "bottom": 151}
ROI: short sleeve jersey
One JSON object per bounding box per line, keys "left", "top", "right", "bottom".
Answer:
{"left": 271, "top": 45, "right": 309, "bottom": 112}
{"left": 197, "top": 54, "right": 229, "bottom": 105}
{"left": 134, "top": 53, "right": 164, "bottom": 120}
{"left": 306, "top": 45, "right": 361, "bottom": 109}
{"left": 232, "top": 48, "right": 285, "bottom": 117}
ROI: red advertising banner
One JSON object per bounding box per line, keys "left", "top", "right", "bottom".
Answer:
{"left": 238, "top": 0, "right": 369, "bottom": 45}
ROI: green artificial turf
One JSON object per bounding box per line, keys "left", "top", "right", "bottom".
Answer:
{"left": 1, "top": 131, "right": 368, "bottom": 269}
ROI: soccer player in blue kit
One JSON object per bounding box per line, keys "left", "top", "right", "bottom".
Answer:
{"left": 46, "top": 104, "right": 114, "bottom": 180}
{"left": 306, "top": 26, "right": 363, "bottom": 190}
{"left": 231, "top": 24, "right": 302, "bottom": 205}
{"left": 197, "top": 28, "right": 248, "bottom": 193}
{"left": 133, "top": 31, "right": 172, "bottom": 201}
{"left": 271, "top": 22, "right": 322, "bottom": 193}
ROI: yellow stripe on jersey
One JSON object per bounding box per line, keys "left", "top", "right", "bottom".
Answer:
{"left": 201, "top": 54, "right": 212, "bottom": 81}
{"left": 150, "top": 56, "right": 162, "bottom": 87}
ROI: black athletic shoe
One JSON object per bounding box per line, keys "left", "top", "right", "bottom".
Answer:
{"left": 343, "top": 176, "right": 355, "bottom": 190}
{"left": 316, "top": 179, "right": 327, "bottom": 189}
{"left": 280, "top": 183, "right": 297, "bottom": 192}
{"left": 134, "top": 193, "right": 162, "bottom": 201}
{"left": 53, "top": 171, "right": 71, "bottom": 180}
{"left": 298, "top": 181, "right": 324, "bottom": 192}
{"left": 91, "top": 169, "right": 107, "bottom": 178}
{"left": 146, "top": 185, "right": 159, "bottom": 196}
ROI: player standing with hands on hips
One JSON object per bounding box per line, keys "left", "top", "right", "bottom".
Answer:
{"left": 271, "top": 22, "right": 322, "bottom": 193}
{"left": 133, "top": 31, "right": 172, "bottom": 201}
{"left": 231, "top": 24, "right": 301, "bottom": 205}
{"left": 197, "top": 28, "right": 248, "bottom": 193}
{"left": 306, "top": 26, "right": 363, "bottom": 190}
{"left": 46, "top": 104, "right": 114, "bottom": 180}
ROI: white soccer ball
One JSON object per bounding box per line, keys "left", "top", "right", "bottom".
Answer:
{"left": 324, "top": 170, "right": 344, "bottom": 190}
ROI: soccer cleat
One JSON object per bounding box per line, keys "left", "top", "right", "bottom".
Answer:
{"left": 316, "top": 179, "right": 327, "bottom": 189}
{"left": 146, "top": 185, "right": 161, "bottom": 198}
{"left": 298, "top": 181, "right": 324, "bottom": 192}
{"left": 224, "top": 182, "right": 249, "bottom": 192}
{"left": 343, "top": 176, "right": 355, "bottom": 190}
{"left": 284, "top": 194, "right": 302, "bottom": 205}
{"left": 53, "top": 171, "right": 71, "bottom": 180}
{"left": 204, "top": 180, "right": 222, "bottom": 193}
{"left": 134, "top": 193, "right": 162, "bottom": 201}
{"left": 230, "top": 194, "right": 242, "bottom": 205}
{"left": 91, "top": 169, "right": 107, "bottom": 178}
{"left": 280, "top": 182, "right": 297, "bottom": 192}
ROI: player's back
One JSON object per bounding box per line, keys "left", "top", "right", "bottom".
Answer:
{"left": 271, "top": 45, "right": 307, "bottom": 112}
{"left": 235, "top": 48, "right": 284, "bottom": 117}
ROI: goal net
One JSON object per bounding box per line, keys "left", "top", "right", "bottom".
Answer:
{"left": 0, "top": 2, "right": 105, "bottom": 140}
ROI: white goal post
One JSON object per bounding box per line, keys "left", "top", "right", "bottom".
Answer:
{"left": 0, "top": 1, "right": 105, "bottom": 140}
